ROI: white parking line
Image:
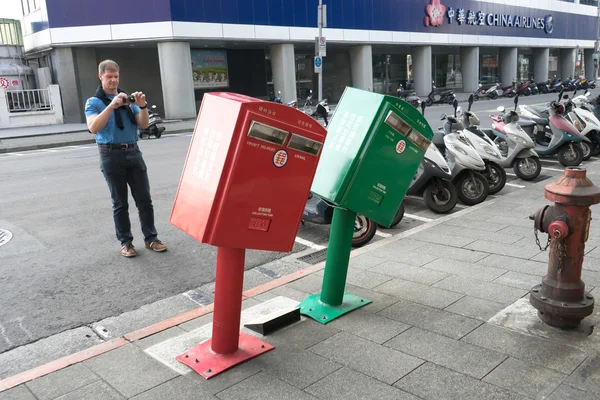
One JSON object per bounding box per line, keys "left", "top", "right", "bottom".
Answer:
{"left": 543, "top": 166, "right": 565, "bottom": 172}
{"left": 294, "top": 236, "right": 326, "bottom": 250}
{"left": 506, "top": 172, "right": 517, "bottom": 177}
{"left": 454, "top": 203, "right": 468, "bottom": 209}
{"left": 375, "top": 231, "right": 392, "bottom": 238}
{"left": 505, "top": 182, "right": 526, "bottom": 188}
{"left": 405, "top": 213, "right": 434, "bottom": 222}
{"left": 542, "top": 159, "right": 560, "bottom": 164}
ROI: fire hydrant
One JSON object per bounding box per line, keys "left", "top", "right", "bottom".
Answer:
{"left": 529, "top": 167, "right": 600, "bottom": 329}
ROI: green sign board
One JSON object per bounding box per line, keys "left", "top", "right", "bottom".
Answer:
{"left": 311, "top": 87, "right": 433, "bottom": 227}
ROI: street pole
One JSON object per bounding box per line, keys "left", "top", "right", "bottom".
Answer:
{"left": 318, "top": 0, "right": 323, "bottom": 101}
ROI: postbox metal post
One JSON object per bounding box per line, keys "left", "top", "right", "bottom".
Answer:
{"left": 299, "top": 207, "right": 372, "bottom": 324}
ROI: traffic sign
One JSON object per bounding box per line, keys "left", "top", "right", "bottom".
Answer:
{"left": 314, "top": 56, "right": 323, "bottom": 73}
{"left": 315, "top": 36, "right": 326, "bottom": 57}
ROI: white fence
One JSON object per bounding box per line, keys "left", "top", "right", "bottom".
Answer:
{"left": 0, "top": 85, "right": 63, "bottom": 128}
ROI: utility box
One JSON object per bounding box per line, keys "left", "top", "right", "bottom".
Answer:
{"left": 311, "top": 87, "right": 433, "bottom": 227}
{"left": 170, "top": 92, "right": 327, "bottom": 252}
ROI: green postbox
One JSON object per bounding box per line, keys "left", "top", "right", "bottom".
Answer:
{"left": 299, "top": 87, "right": 433, "bottom": 324}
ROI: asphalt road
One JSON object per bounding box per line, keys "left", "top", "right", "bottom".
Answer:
{"left": 0, "top": 89, "right": 598, "bottom": 354}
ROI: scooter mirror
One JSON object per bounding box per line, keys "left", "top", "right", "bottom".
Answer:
{"left": 151, "top": 105, "right": 157, "bottom": 109}
{"left": 563, "top": 95, "right": 569, "bottom": 100}
{"left": 468, "top": 94, "right": 474, "bottom": 111}
{"left": 421, "top": 101, "right": 426, "bottom": 115}
{"left": 497, "top": 106, "right": 505, "bottom": 113}
{"left": 310, "top": 90, "right": 313, "bottom": 94}
{"left": 278, "top": 91, "right": 281, "bottom": 95}
{"left": 456, "top": 106, "right": 463, "bottom": 115}
{"left": 452, "top": 98, "right": 459, "bottom": 110}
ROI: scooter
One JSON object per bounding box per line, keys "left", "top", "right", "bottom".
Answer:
{"left": 432, "top": 99, "right": 490, "bottom": 205}
{"left": 501, "top": 83, "right": 517, "bottom": 98}
{"left": 480, "top": 83, "right": 502, "bottom": 100}
{"left": 477, "top": 96, "right": 542, "bottom": 181}
{"left": 515, "top": 80, "right": 532, "bottom": 96}
{"left": 458, "top": 95, "right": 506, "bottom": 195}
{"left": 302, "top": 193, "right": 383, "bottom": 247}
{"left": 138, "top": 105, "right": 165, "bottom": 139}
{"left": 311, "top": 98, "right": 330, "bottom": 126}
{"left": 425, "top": 81, "right": 455, "bottom": 106}
{"left": 397, "top": 84, "right": 420, "bottom": 108}
{"left": 563, "top": 90, "right": 600, "bottom": 159}
{"left": 273, "top": 91, "right": 282, "bottom": 103}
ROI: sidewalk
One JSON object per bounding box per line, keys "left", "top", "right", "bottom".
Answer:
{"left": 1, "top": 165, "right": 599, "bottom": 399}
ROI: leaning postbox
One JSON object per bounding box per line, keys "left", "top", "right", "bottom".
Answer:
{"left": 170, "top": 92, "right": 327, "bottom": 379}
{"left": 171, "top": 92, "right": 326, "bottom": 253}
{"left": 300, "top": 87, "right": 434, "bottom": 324}
{"left": 311, "top": 87, "right": 433, "bottom": 228}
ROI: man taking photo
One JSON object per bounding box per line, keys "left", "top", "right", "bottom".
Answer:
{"left": 85, "top": 59, "right": 167, "bottom": 257}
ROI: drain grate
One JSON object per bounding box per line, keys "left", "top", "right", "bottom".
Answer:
{"left": 0, "top": 229, "right": 13, "bottom": 247}
{"left": 297, "top": 248, "right": 328, "bottom": 265}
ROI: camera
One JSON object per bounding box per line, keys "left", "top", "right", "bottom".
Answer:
{"left": 123, "top": 94, "right": 136, "bottom": 103}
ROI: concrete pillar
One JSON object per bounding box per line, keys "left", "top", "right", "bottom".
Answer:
{"left": 412, "top": 46, "right": 432, "bottom": 96}
{"left": 51, "top": 47, "right": 82, "bottom": 123}
{"left": 584, "top": 48, "right": 596, "bottom": 81}
{"left": 560, "top": 48, "right": 576, "bottom": 79}
{"left": 270, "top": 44, "right": 297, "bottom": 104}
{"left": 499, "top": 47, "right": 518, "bottom": 87}
{"left": 49, "top": 85, "right": 64, "bottom": 124}
{"left": 157, "top": 41, "right": 196, "bottom": 120}
{"left": 532, "top": 48, "right": 549, "bottom": 82}
{"left": 460, "top": 47, "right": 479, "bottom": 92}
{"left": 349, "top": 45, "right": 373, "bottom": 91}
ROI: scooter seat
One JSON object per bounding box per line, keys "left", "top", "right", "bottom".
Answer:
{"left": 526, "top": 105, "right": 549, "bottom": 117}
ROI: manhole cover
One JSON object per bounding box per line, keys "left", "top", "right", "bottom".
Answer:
{"left": 0, "top": 229, "right": 13, "bottom": 247}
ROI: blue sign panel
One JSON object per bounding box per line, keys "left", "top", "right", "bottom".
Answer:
{"left": 44, "top": 0, "right": 597, "bottom": 41}
{"left": 315, "top": 57, "right": 322, "bottom": 68}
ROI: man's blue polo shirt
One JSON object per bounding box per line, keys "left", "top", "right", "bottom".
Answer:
{"left": 85, "top": 95, "right": 140, "bottom": 144}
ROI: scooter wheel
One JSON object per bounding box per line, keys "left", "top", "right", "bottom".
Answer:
{"left": 590, "top": 132, "right": 600, "bottom": 157}
{"left": 352, "top": 215, "right": 377, "bottom": 248}
{"left": 473, "top": 94, "right": 479, "bottom": 101}
{"left": 485, "top": 162, "right": 507, "bottom": 195}
{"left": 513, "top": 157, "right": 541, "bottom": 181}
{"left": 581, "top": 141, "right": 592, "bottom": 161}
{"left": 507, "top": 92, "right": 516, "bottom": 98}
{"left": 425, "top": 98, "right": 433, "bottom": 107}
{"left": 490, "top": 92, "right": 498, "bottom": 100}
{"left": 379, "top": 202, "right": 405, "bottom": 229}
{"left": 558, "top": 143, "right": 583, "bottom": 167}
{"left": 423, "top": 180, "right": 458, "bottom": 214}
{"left": 456, "top": 172, "right": 489, "bottom": 206}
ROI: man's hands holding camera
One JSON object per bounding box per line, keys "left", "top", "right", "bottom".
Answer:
{"left": 109, "top": 92, "right": 147, "bottom": 110}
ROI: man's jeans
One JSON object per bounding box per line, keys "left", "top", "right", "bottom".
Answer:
{"left": 99, "top": 145, "right": 158, "bottom": 246}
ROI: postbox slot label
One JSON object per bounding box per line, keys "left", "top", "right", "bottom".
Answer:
{"left": 247, "top": 121, "right": 289, "bottom": 146}
{"left": 406, "top": 130, "right": 431, "bottom": 153}
{"left": 248, "top": 217, "right": 271, "bottom": 232}
{"left": 384, "top": 111, "right": 412, "bottom": 137}
{"left": 287, "top": 134, "right": 322, "bottom": 156}
{"left": 368, "top": 190, "right": 384, "bottom": 205}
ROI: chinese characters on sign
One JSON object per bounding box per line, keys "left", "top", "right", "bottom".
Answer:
{"left": 192, "top": 127, "right": 223, "bottom": 182}
{"left": 328, "top": 112, "right": 364, "bottom": 155}
{"left": 445, "top": 6, "right": 553, "bottom": 34}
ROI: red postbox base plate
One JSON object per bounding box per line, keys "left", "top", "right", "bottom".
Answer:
{"left": 176, "top": 333, "right": 274, "bottom": 379}
{"left": 298, "top": 292, "right": 372, "bottom": 324}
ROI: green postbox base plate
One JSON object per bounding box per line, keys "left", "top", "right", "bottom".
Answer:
{"left": 298, "top": 293, "right": 372, "bottom": 324}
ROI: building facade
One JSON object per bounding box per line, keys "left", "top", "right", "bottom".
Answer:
{"left": 18, "top": 0, "right": 600, "bottom": 122}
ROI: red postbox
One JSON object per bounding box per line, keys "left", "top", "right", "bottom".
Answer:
{"left": 170, "top": 92, "right": 327, "bottom": 379}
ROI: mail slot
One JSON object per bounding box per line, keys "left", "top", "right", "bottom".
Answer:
{"left": 310, "top": 87, "right": 433, "bottom": 227}
{"left": 170, "top": 92, "right": 327, "bottom": 252}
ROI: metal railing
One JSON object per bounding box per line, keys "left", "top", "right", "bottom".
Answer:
{"left": 5, "top": 88, "right": 52, "bottom": 113}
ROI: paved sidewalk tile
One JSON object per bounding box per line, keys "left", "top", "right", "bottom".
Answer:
{"left": 183, "top": 362, "right": 262, "bottom": 395}
{"left": 378, "top": 299, "right": 482, "bottom": 339}
{"left": 285, "top": 274, "right": 324, "bottom": 294}
{"left": 465, "top": 239, "right": 542, "bottom": 259}
{"left": 433, "top": 275, "right": 528, "bottom": 304}
{"left": 130, "top": 376, "right": 216, "bottom": 399}
{"left": 564, "top": 355, "right": 600, "bottom": 395}
{"left": 327, "top": 309, "right": 410, "bottom": 344}
{"left": 430, "top": 224, "right": 523, "bottom": 245}
{"left": 369, "top": 260, "right": 449, "bottom": 285}
{"left": 247, "top": 346, "right": 341, "bottom": 390}
{"left": 54, "top": 381, "right": 124, "bottom": 400}
{"left": 492, "top": 270, "right": 542, "bottom": 290}
{"left": 386, "top": 327, "right": 506, "bottom": 379}
{"left": 347, "top": 254, "right": 387, "bottom": 270}
{"left": 412, "top": 243, "right": 489, "bottom": 263}
{"left": 0, "top": 385, "right": 36, "bottom": 400}
{"left": 26, "top": 363, "right": 99, "bottom": 400}
{"left": 263, "top": 319, "right": 340, "bottom": 349}
{"left": 374, "top": 279, "right": 464, "bottom": 309}
{"left": 343, "top": 268, "right": 393, "bottom": 289}
{"left": 422, "top": 258, "right": 507, "bottom": 281}
{"left": 368, "top": 239, "right": 428, "bottom": 261}
{"left": 477, "top": 254, "right": 549, "bottom": 276}
{"left": 462, "top": 324, "right": 588, "bottom": 374}
{"left": 442, "top": 218, "right": 510, "bottom": 232}
{"left": 217, "top": 372, "right": 318, "bottom": 400}
{"left": 411, "top": 232, "right": 476, "bottom": 247}
{"left": 443, "top": 296, "right": 507, "bottom": 321}
{"left": 305, "top": 367, "right": 420, "bottom": 400}
{"left": 395, "top": 363, "right": 526, "bottom": 400}
{"left": 547, "top": 384, "right": 599, "bottom": 400}
{"left": 341, "top": 284, "right": 401, "bottom": 313}
{"left": 309, "top": 332, "right": 424, "bottom": 384}
{"left": 84, "top": 344, "right": 178, "bottom": 398}
{"left": 482, "top": 357, "right": 567, "bottom": 400}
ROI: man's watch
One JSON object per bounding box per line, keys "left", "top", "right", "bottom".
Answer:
{"left": 139, "top": 103, "right": 148, "bottom": 110}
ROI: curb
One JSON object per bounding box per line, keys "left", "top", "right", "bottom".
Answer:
{"left": 0, "top": 198, "right": 495, "bottom": 393}
{"left": 0, "top": 128, "right": 194, "bottom": 154}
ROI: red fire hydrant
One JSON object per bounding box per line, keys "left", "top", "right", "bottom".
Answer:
{"left": 530, "top": 167, "right": 600, "bottom": 329}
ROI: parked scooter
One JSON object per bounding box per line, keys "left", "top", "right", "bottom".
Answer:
{"left": 425, "top": 81, "right": 455, "bottom": 106}
{"left": 273, "top": 91, "right": 282, "bottom": 103}
{"left": 302, "top": 193, "right": 383, "bottom": 247}
{"left": 397, "top": 84, "right": 420, "bottom": 107}
{"left": 478, "top": 96, "right": 542, "bottom": 181}
{"left": 457, "top": 95, "right": 506, "bottom": 194}
{"left": 138, "top": 105, "right": 165, "bottom": 139}
{"left": 562, "top": 90, "right": 600, "bottom": 159}
{"left": 501, "top": 83, "right": 517, "bottom": 98}
{"left": 480, "top": 83, "right": 502, "bottom": 100}
{"left": 432, "top": 99, "right": 490, "bottom": 205}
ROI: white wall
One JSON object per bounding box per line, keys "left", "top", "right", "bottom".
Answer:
{"left": 0, "top": 85, "right": 63, "bottom": 128}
